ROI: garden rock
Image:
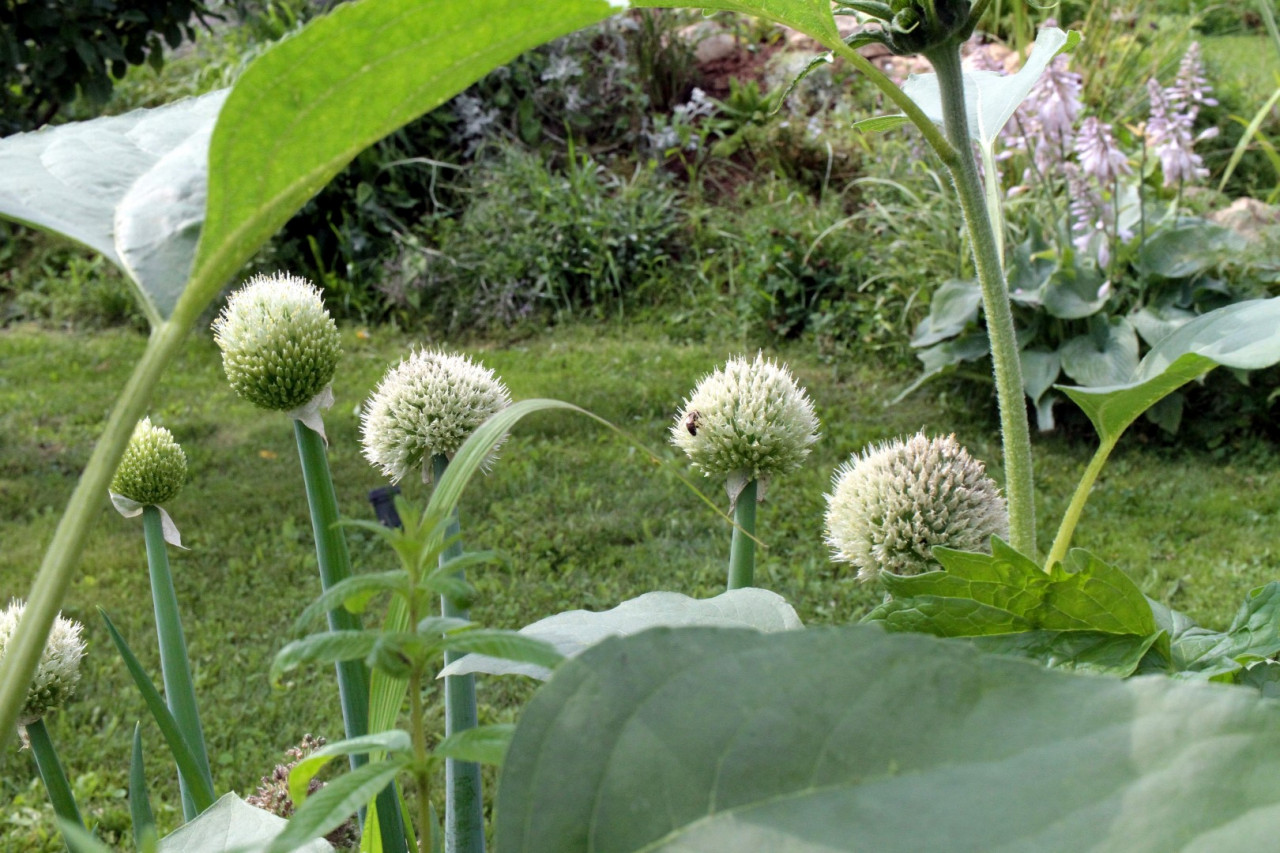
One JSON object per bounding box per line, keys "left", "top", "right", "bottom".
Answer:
{"left": 1210, "top": 197, "right": 1280, "bottom": 242}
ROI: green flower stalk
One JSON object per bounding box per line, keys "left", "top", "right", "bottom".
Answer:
{"left": 212, "top": 272, "right": 408, "bottom": 848}
{"left": 1, "top": 599, "right": 86, "bottom": 838}
{"left": 362, "top": 349, "right": 510, "bottom": 853}
{"left": 671, "top": 353, "right": 820, "bottom": 589}
{"left": 361, "top": 348, "right": 512, "bottom": 484}
{"left": 110, "top": 417, "right": 212, "bottom": 822}
{"left": 825, "top": 432, "right": 1008, "bottom": 582}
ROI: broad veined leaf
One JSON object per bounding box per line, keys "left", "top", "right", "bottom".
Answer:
{"left": 1143, "top": 583, "right": 1280, "bottom": 681}
{"left": 866, "top": 542, "right": 1155, "bottom": 646}
{"left": 1130, "top": 302, "right": 1196, "bottom": 347}
{"left": 0, "top": 90, "right": 227, "bottom": 326}
{"left": 157, "top": 793, "right": 333, "bottom": 852}
{"left": 1058, "top": 317, "right": 1139, "bottom": 387}
{"left": 1135, "top": 218, "right": 1247, "bottom": 280}
{"left": 497, "top": 625, "right": 1280, "bottom": 852}
{"left": 1041, "top": 262, "right": 1109, "bottom": 320}
{"left": 440, "top": 589, "right": 803, "bottom": 680}
{"left": 968, "top": 629, "right": 1161, "bottom": 676}
{"left": 638, "top": 0, "right": 840, "bottom": 43}
{"left": 910, "top": 278, "right": 981, "bottom": 347}
{"left": 1061, "top": 297, "right": 1280, "bottom": 442}
{"left": 901, "top": 27, "right": 1074, "bottom": 146}
{"left": 1020, "top": 348, "right": 1061, "bottom": 431}
{"left": 894, "top": 333, "right": 989, "bottom": 402}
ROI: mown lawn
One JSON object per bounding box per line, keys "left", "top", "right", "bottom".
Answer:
{"left": 3, "top": 322, "right": 1280, "bottom": 848}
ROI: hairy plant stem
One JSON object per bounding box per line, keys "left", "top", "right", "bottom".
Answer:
{"left": 925, "top": 42, "right": 1037, "bottom": 559}
{"left": 727, "top": 480, "right": 758, "bottom": 590}
{"left": 26, "top": 717, "right": 84, "bottom": 847}
{"left": 142, "top": 505, "right": 211, "bottom": 822}
{"left": 0, "top": 318, "right": 190, "bottom": 744}
{"left": 404, "top": 556, "right": 434, "bottom": 853}
{"left": 432, "top": 453, "right": 483, "bottom": 853}
{"left": 1045, "top": 436, "right": 1118, "bottom": 570}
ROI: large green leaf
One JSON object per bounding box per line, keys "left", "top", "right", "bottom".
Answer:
{"left": 1058, "top": 318, "right": 1139, "bottom": 387}
{"left": 439, "top": 589, "right": 803, "bottom": 679}
{"left": 1143, "top": 583, "right": 1280, "bottom": 681}
{"left": 1061, "top": 297, "right": 1280, "bottom": 442}
{"left": 910, "top": 278, "right": 981, "bottom": 347}
{"left": 497, "top": 625, "right": 1280, "bottom": 852}
{"left": 866, "top": 543, "right": 1156, "bottom": 654}
{"left": 0, "top": 91, "right": 226, "bottom": 326}
{"left": 1135, "top": 218, "right": 1247, "bottom": 279}
{"left": 638, "top": 0, "right": 839, "bottom": 42}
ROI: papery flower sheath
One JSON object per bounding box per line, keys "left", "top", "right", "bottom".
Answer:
{"left": 110, "top": 417, "right": 187, "bottom": 506}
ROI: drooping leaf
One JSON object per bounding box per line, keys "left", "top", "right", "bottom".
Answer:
{"left": 292, "top": 571, "right": 411, "bottom": 633}
{"left": 266, "top": 758, "right": 412, "bottom": 853}
{"left": 158, "top": 792, "right": 333, "bottom": 852}
{"left": 968, "top": 629, "right": 1161, "bottom": 676}
{"left": 1135, "top": 218, "right": 1247, "bottom": 279}
{"left": 0, "top": 91, "right": 227, "bottom": 326}
{"left": 866, "top": 542, "right": 1155, "bottom": 650}
{"left": 497, "top": 625, "right": 1280, "bottom": 852}
{"left": 1145, "top": 583, "right": 1280, "bottom": 682}
{"left": 1061, "top": 297, "right": 1280, "bottom": 442}
{"left": 435, "top": 723, "right": 516, "bottom": 766}
{"left": 440, "top": 630, "right": 564, "bottom": 673}
{"left": 439, "top": 589, "right": 803, "bottom": 680}
{"left": 288, "top": 731, "right": 413, "bottom": 807}
{"left": 901, "top": 28, "right": 1072, "bottom": 146}
{"left": 1040, "top": 263, "right": 1109, "bottom": 320}
{"left": 1019, "top": 348, "right": 1061, "bottom": 431}
{"left": 910, "top": 278, "right": 981, "bottom": 347}
{"left": 271, "top": 630, "right": 385, "bottom": 685}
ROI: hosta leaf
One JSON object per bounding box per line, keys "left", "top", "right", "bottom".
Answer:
{"left": 910, "top": 278, "right": 981, "bottom": 347}
{"left": 1041, "top": 263, "right": 1109, "bottom": 320}
{"left": 439, "top": 589, "right": 802, "bottom": 680}
{"left": 1131, "top": 303, "right": 1196, "bottom": 347}
{"left": 1061, "top": 297, "right": 1280, "bottom": 442}
{"left": 497, "top": 625, "right": 1280, "bottom": 852}
{"left": 0, "top": 91, "right": 227, "bottom": 326}
{"left": 1135, "top": 218, "right": 1247, "bottom": 279}
{"left": 1058, "top": 318, "right": 1139, "bottom": 387}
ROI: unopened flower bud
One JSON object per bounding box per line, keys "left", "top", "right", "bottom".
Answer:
{"left": 110, "top": 417, "right": 187, "bottom": 506}
{"left": 212, "top": 273, "right": 341, "bottom": 411}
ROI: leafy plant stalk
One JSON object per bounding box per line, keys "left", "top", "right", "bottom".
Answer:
{"left": 141, "top": 504, "right": 211, "bottom": 822}
{"left": 431, "top": 453, "right": 483, "bottom": 853}
{"left": 923, "top": 41, "right": 1036, "bottom": 558}
{"left": 404, "top": 543, "right": 435, "bottom": 853}
{"left": 727, "top": 480, "right": 758, "bottom": 590}
{"left": 26, "top": 717, "right": 84, "bottom": 844}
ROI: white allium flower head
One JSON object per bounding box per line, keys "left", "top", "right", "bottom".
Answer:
{"left": 0, "top": 600, "right": 86, "bottom": 724}
{"left": 670, "top": 353, "right": 820, "bottom": 494}
{"left": 361, "top": 348, "right": 511, "bottom": 483}
{"left": 212, "top": 272, "right": 341, "bottom": 411}
{"left": 825, "top": 432, "right": 1008, "bottom": 582}
{"left": 110, "top": 417, "right": 187, "bottom": 506}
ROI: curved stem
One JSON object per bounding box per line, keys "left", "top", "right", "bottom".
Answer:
{"left": 727, "top": 480, "right": 758, "bottom": 590}
{"left": 26, "top": 717, "right": 84, "bottom": 847}
{"left": 1045, "top": 436, "right": 1118, "bottom": 570}
{"left": 0, "top": 318, "right": 190, "bottom": 744}
{"left": 926, "top": 43, "right": 1037, "bottom": 559}
{"left": 142, "top": 505, "right": 211, "bottom": 822}
{"left": 432, "top": 454, "right": 484, "bottom": 853}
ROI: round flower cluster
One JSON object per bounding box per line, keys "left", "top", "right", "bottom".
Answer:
{"left": 825, "top": 432, "right": 1008, "bottom": 581}
{"left": 212, "top": 273, "right": 341, "bottom": 411}
{"left": 360, "top": 348, "right": 511, "bottom": 483}
{"left": 670, "top": 353, "right": 820, "bottom": 489}
{"left": 0, "top": 600, "right": 86, "bottom": 724}
{"left": 110, "top": 417, "right": 187, "bottom": 506}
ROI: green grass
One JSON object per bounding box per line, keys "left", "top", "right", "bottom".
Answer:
{"left": 4, "top": 321, "right": 1280, "bottom": 849}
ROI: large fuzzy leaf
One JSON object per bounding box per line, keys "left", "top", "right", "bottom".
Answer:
{"left": 157, "top": 792, "right": 332, "bottom": 852}
{"left": 440, "top": 589, "right": 802, "bottom": 679}
{"left": 497, "top": 625, "right": 1280, "bottom": 852}
{"left": 0, "top": 91, "right": 226, "bottom": 326}
{"left": 638, "top": 0, "right": 839, "bottom": 42}
{"left": 1061, "top": 297, "right": 1280, "bottom": 442}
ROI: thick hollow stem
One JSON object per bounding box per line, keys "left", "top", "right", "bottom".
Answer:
{"left": 1044, "top": 437, "right": 1118, "bottom": 570}
{"left": 727, "top": 480, "right": 759, "bottom": 590}
{"left": 26, "top": 717, "right": 84, "bottom": 846}
{"left": 926, "top": 43, "right": 1038, "bottom": 558}
{"left": 142, "top": 505, "right": 212, "bottom": 822}
{"left": 432, "top": 454, "right": 484, "bottom": 853}
{"left": 0, "top": 319, "right": 190, "bottom": 744}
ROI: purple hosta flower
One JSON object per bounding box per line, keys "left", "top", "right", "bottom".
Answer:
{"left": 1076, "top": 116, "right": 1132, "bottom": 186}
{"left": 1170, "top": 42, "right": 1217, "bottom": 112}
{"left": 1066, "top": 162, "right": 1114, "bottom": 267}
{"left": 1005, "top": 52, "right": 1084, "bottom": 180}
{"left": 1147, "top": 77, "right": 1214, "bottom": 187}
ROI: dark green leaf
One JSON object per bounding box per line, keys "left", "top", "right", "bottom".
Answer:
{"left": 292, "top": 570, "right": 410, "bottom": 633}
{"left": 129, "top": 723, "right": 156, "bottom": 853}
{"left": 910, "top": 278, "right": 981, "bottom": 347}
{"left": 271, "top": 630, "right": 384, "bottom": 684}
{"left": 968, "top": 629, "right": 1160, "bottom": 676}
{"left": 497, "top": 626, "right": 1280, "bottom": 852}
{"left": 441, "top": 630, "right": 564, "bottom": 671}
{"left": 266, "top": 757, "right": 412, "bottom": 853}
{"left": 1041, "top": 263, "right": 1109, "bottom": 319}
{"left": 288, "top": 731, "right": 413, "bottom": 806}
{"left": 1058, "top": 317, "right": 1139, "bottom": 387}
{"left": 1135, "top": 218, "right": 1247, "bottom": 279}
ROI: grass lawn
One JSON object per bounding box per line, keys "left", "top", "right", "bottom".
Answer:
{"left": 3, "top": 321, "right": 1280, "bottom": 848}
